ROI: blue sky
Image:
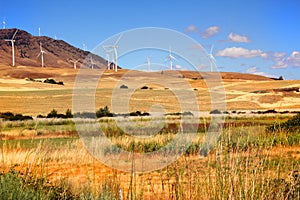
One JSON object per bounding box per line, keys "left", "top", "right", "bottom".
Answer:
{"left": 1, "top": 0, "right": 300, "bottom": 79}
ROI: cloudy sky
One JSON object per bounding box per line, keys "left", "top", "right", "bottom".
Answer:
{"left": 1, "top": 0, "right": 300, "bottom": 79}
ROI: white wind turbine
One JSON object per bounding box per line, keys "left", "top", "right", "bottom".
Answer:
{"left": 90, "top": 56, "right": 95, "bottom": 69}
{"left": 70, "top": 59, "right": 80, "bottom": 69}
{"left": 37, "top": 42, "right": 46, "bottom": 68}
{"left": 166, "top": 47, "right": 176, "bottom": 70}
{"left": 208, "top": 44, "right": 216, "bottom": 72}
{"left": 104, "top": 34, "right": 123, "bottom": 72}
{"left": 4, "top": 29, "right": 18, "bottom": 67}
{"left": 102, "top": 46, "right": 113, "bottom": 70}
{"left": 38, "top": 27, "right": 41, "bottom": 36}
{"left": 83, "top": 44, "right": 87, "bottom": 51}
{"left": 2, "top": 17, "right": 6, "bottom": 29}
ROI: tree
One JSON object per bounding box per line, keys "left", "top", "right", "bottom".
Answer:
{"left": 65, "top": 109, "right": 73, "bottom": 118}
{"left": 47, "top": 109, "right": 58, "bottom": 118}
{"left": 96, "top": 106, "right": 113, "bottom": 118}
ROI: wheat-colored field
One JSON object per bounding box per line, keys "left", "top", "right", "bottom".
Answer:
{"left": 0, "top": 64, "right": 300, "bottom": 115}
{"left": 1, "top": 64, "right": 300, "bottom": 198}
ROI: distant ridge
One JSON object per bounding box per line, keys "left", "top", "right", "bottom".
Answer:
{"left": 0, "top": 28, "right": 111, "bottom": 69}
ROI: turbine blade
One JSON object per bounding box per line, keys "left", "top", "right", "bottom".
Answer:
{"left": 210, "top": 44, "right": 214, "bottom": 55}
{"left": 114, "top": 34, "right": 123, "bottom": 46}
{"left": 12, "top": 29, "right": 19, "bottom": 40}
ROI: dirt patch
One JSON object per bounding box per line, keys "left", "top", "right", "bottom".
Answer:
{"left": 258, "top": 95, "right": 283, "bottom": 104}
{"left": 226, "top": 101, "right": 261, "bottom": 110}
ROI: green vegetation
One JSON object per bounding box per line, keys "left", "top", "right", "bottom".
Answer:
{"left": 0, "top": 112, "right": 33, "bottom": 121}
{"left": 96, "top": 106, "right": 113, "bottom": 118}
{"left": 43, "top": 78, "right": 64, "bottom": 85}
{"left": 267, "top": 113, "right": 300, "bottom": 133}
{"left": 37, "top": 109, "right": 73, "bottom": 119}
{"left": 0, "top": 169, "right": 75, "bottom": 199}
{"left": 0, "top": 115, "right": 299, "bottom": 199}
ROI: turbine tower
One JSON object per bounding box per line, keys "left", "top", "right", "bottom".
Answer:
{"left": 208, "top": 45, "right": 216, "bottom": 72}
{"left": 4, "top": 29, "right": 18, "bottom": 67}
{"left": 70, "top": 59, "right": 80, "bottom": 69}
{"left": 37, "top": 42, "right": 46, "bottom": 68}
{"left": 104, "top": 34, "right": 123, "bottom": 72}
{"left": 90, "top": 56, "right": 95, "bottom": 69}
{"left": 2, "top": 18, "right": 5, "bottom": 29}
{"left": 102, "top": 46, "right": 113, "bottom": 70}
{"left": 38, "top": 27, "right": 41, "bottom": 36}
{"left": 166, "top": 47, "right": 176, "bottom": 70}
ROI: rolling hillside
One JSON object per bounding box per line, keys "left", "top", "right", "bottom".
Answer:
{"left": 0, "top": 28, "right": 108, "bottom": 69}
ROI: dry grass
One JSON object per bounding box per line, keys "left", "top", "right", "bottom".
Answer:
{"left": 1, "top": 117, "right": 300, "bottom": 199}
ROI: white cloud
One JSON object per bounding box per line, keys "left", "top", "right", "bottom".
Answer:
{"left": 189, "top": 44, "right": 204, "bottom": 49}
{"left": 271, "top": 60, "right": 288, "bottom": 69}
{"left": 228, "top": 32, "right": 250, "bottom": 43}
{"left": 246, "top": 66, "right": 276, "bottom": 78}
{"left": 271, "top": 51, "right": 300, "bottom": 69}
{"left": 286, "top": 51, "right": 300, "bottom": 66}
{"left": 272, "top": 52, "right": 286, "bottom": 60}
{"left": 216, "top": 47, "right": 267, "bottom": 58}
{"left": 185, "top": 25, "right": 220, "bottom": 39}
{"left": 201, "top": 26, "right": 220, "bottom": 39}
{"left": 186, "top": 25, "right": 199, "bottom": 33}
{"left": 246, "top": 66, "right": 258, "bottom": 74}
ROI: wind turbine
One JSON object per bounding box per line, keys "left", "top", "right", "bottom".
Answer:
{"left": 208, "top": 44, "right": 216, "bottom": 72}
{"left": 38, "top": 27, "right": 41, "bottom": 36}
{"left": 104, "top": 34, "right": 123, "bottom": 72}
{"left": 83, "top": 44, "right": 87, "bottom": 51}
{"left": 70, "top": 59, "right": 80, "bottom": 69}
{"left": 37, "top": 42, "right": 46, "bottom": 68}
{"left": 2, "top": 17, "right": 5, "bottom": 29}
{"left": 90, "top": 56, "right": 95, "bottom": 69}
{"left": 4, "top": 29, "right": 18, "bottom": 67}
{"left": 166, "top": 47, "right": 176, "bottom": 70}
{"left": 102, "top": 46, "right": 113, "bottom": 70}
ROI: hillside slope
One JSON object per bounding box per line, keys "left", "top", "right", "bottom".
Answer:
{"left": 0, "top": 28, "right": 108, "bottom": 69}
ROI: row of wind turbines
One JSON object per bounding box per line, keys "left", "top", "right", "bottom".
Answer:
{"left": 102, "top": 33, "right": 181, "bottom": 72}
{"left": 3, "top": 28, "right": 83, "bottom": 69}
{"left": 102, "top": 33, "right": 216, "bottom": 72}
{"left": 3, "top": 26, "right": 216, "bottom": 72}
{"left": 3, "top": 29, "right": 51, "bottom": 68}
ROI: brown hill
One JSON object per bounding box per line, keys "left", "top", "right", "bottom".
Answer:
{"left": 177, "top": 71, "right": 272, "bottom": 81}
{"left": 0, "top": 28, "right": 109, "bottom": 69}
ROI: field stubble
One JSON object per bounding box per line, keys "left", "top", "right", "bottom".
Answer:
{"left": 0, "top": 116, "right": 299, "bottom": 199}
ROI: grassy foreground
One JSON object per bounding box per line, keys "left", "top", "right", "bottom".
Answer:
{"left": 0, "top": 115, "right": 299, "bottom": 199}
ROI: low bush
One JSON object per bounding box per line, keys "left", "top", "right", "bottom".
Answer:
{"left": 43, "top": 78, "right": 64, "bottom": 85}
{"left": 0, "top": 112, "right": 33, "bottom": 121}
{"left": 37, "top": 109, "right": 74, "bottom": 119}
{"left": 120, "top": 84, "right": 128, "bottom": 89}
{"left": 0, "top": 169, "right": 76, "bottom": 199}
{"left": 266, "top": 113, "right": 300, "bottom": 133}
{"left": 210, "top": 109, "right": 222, "bottom": 114}
{"left": 96, "top": 106, "right": 113, "bottom": 118}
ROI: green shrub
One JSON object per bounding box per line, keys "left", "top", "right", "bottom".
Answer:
{"left": 96, "top": 106, "right": 113, "bottom": 118}
{"left": 267, "top": 113, "right": 300, "bottom": 133}
{"left": 0, "top": 112, "right": 33, "bottom": 121}
{"left": 0, "top": 169, "right": 76, "bottom": 199}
